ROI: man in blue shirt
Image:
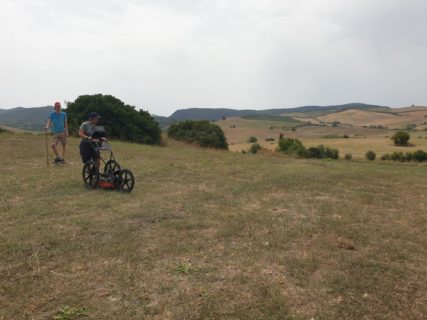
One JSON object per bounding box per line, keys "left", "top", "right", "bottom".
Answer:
{"left": 45, "top": 101, "right": 69, "bottom": 163}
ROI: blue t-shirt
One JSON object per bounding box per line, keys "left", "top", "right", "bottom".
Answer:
{"left": 49, "top": 111, "right": 67, "bottom": 133}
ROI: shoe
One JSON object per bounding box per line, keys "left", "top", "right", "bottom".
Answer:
{"left": 53, "top": 157, "right": 61, "bottom": 164}
{"left": 59, "top": 158, "right": 65, "bottom": 163}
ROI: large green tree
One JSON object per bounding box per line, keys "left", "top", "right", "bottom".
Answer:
{"left": 66, "top": 94, "right": 161, "bottom": 144}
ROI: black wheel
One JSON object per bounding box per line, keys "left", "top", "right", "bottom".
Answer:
{"left": 117, "top": 169, "right": 135, "bottom": 192}
{"left": 82, "top": 161, "right": 99, "bottom": 188}
{"left": 104, "top": 160, "right": 121, "bottom": 174}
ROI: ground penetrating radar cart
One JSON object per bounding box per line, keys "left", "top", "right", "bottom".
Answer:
{"left": 82, "top": 138, "right": 135, "bottom": 193}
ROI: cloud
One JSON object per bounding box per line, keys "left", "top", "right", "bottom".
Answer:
{"left": 0, "top": 0, "right": 426, "bottom": 115}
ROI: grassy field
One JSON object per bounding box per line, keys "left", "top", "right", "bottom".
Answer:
{"left": 1, "top": 132, "right": 427, "bottom": 319}
{"left": 219, "top": 118, "right": 427, "bottom": 158}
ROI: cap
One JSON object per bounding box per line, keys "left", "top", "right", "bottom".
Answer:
{"left": 89, "top": 112, "right": 101, "bottom": 119}
{"left": 54, "top": 102, "right": 61, "bottom": 107}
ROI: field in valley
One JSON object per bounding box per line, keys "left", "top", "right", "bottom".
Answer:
{"left": 219, "top": 116, "right": 427, "bottom": 159}
{"left": 0, "top": 131, "right": 426, "bottom": 319}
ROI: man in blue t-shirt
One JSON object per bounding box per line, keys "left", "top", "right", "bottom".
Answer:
{"left": 45, "top": 101, "right": 69, "bottom": 163}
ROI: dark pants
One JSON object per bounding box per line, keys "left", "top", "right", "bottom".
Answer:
{"left": 79, "top": 141, "right": 99, "bottom": 163}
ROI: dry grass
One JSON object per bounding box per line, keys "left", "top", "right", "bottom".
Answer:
{"left": 219, "top": 117, "right": 427, "bottom": 158}
{"left": 317, "top": 109, "right": 427, "bottom": 129}
{"left": 1, "top": 132, "right": 427, "bottom": 319}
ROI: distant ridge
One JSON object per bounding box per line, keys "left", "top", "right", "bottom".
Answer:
{"left": 169, "top": 103, "right": 388, "bottom": 121}
{"left": 0, "top": 106, "right": 52, "bottom": 131}
{"left": 0, "top": 103, "right": 389, "bottom": 131}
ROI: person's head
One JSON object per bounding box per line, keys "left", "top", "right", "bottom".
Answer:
{"left": 54, "top": 102, "right": 61, "bottom": 112}
{"left": 89, "top": 112, "right": 101, "bottom": 124}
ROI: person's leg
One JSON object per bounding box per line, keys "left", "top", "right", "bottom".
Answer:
{"left": 60, "top": 133, "right": 67, "bottom": 161}
{"left": 80, "top": 142, "right": 92, "bottom": 163}
{"left": 51, "top": 135, "right": 60, "bottom": 160}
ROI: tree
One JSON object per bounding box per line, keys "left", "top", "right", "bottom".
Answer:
{"left": 66, "top": 94, "right": 161, "bottom": 144}
{"left": 391, "top": 131, "right": 410, "bottom": 146}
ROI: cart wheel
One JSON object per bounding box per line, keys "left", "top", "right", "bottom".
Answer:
{"left": 118, "top": 169, "right": 135, "bottom": 192}
{"left": 82, "top": 161, "right": 99, "bottom": 188}
{"left": 104, "top": 160, "right": 121, "bottom": 174}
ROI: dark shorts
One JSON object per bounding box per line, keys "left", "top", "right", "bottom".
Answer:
{"left": 79, "top": 141, "right": 100, "bottom": 163}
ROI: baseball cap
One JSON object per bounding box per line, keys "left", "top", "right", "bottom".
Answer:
{"left": 89, "top": 112, "right": 101, "bottom": 119}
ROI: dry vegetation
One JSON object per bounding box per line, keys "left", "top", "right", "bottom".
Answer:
{"left": 1, "top": 131, "right": 426, "bottom": 319}
{"left": 219, "top": 112, "right": 427, "bottom": 158}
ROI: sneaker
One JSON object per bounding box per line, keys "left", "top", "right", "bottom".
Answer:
{"left": 53, "top": 157, "right": 61, "bottom": 164}
{"left": 59, "top": 158, "right": 65, "bottom": 163}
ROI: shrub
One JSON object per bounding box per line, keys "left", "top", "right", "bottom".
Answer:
{"left": 380, "top": 154, "right": 391, "bottom": 161}
{"left": 278, "top": 137, "right": 306, "bottom": 157}
{"left": 390, "top": 151, "right": 405, "bottom": 162}
{"left": 168, "top": 120, "right": 228, "bottom": 149}
{"left": 250, "top": 143, "right": 262, "bottom": 154}
{"left": 344, "top": 153, "right": 352, "bottom": 160}
{"left": 343, "top": 134, "right": 349, "bottom": 138}
{"left": 247, "top": 136, "right": 258, "bottom": 143}
{"left": 412, "top": 150, "right": 427, "bottom": 162}
{"left": 265, "top": 137, "right": 275, "bottom": 142}
{"left": 307, "top": 145, "right": 339, "bottom": 159}
{"left": 365, "top": 150, "right": 376, "bottom": 161}
{"left": 391, "top": 131, "right": 410, "bottom": 146}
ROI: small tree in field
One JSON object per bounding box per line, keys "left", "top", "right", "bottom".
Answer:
{"left": 391, "top": 131, "right": 410, "bottom": 146}
{"left": 365, "top": 150, "right": 376, "bottom": 161}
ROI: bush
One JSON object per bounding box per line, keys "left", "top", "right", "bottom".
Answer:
{"left": 307, "top": 145, "right": 339, "bottom": 159}
{"left": 168, "top": 120, "right": 228, "bottom": 149}
{"left": 247, "top": 136, "right": 258, "bottom": 143}
{"left": 265, "top": 137, "right": 275, "bottom": 142}
{"left": 278, "top": 137, "right": 307, "bottom": 157}
{"left": 380, "top": 154, "right": 391, "bottom": 161}
{"left": 365, "top": 150, "right": 376, "bottom": 161}
{"left": 391, "top": 131, "right": 410, "bottom": 146}
{"left": 390, "top": 151, "right": 406, "bottom": 162}
{"left": 344, "top": 153, "right": 352, "bottom": 160}
{"left": 412, "top": 150, "right": 427, "bottom": 162}
{"left": 250, "top": 143, "right": 261, "bottom": 154}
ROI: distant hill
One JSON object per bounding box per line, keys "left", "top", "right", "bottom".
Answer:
{"left": 169, "top": 103, "right": 388, "bottom": 121}
{"left": 0, "top": 103, "right": 391, "bottom": 131}
{"left": 0, "top": 106, "right": 53, "bottom": 131}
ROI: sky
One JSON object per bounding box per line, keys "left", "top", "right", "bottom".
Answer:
{"left": 1, "top": 0, "right": 426, "bottom": 116}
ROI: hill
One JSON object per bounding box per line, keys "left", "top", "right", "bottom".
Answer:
{"left": 317, "top": 107, "right": 427, "bottom": 129}
{"left": 169, "top": 103, "right": 388, "bottom": 121}
{"left": 0, "top": 106, "right": 52, "bottom": 131}
{"left": 1, "top": 132, "right": 426, "bottom": 319}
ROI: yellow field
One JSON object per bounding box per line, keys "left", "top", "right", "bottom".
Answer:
{"left": 219, "top": 117, "right": 427, "bottom": 159}
{"left": 317, "top": 108, "right": 427, "bottom": 129}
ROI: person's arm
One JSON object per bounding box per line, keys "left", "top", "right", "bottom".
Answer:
{"left": 45, "top": 118, "right": 51, "bottom": 131}
{"left": 79, "top": 123, "right": 92, "bottom": 140}
{"left": 79, "top": 129, "right": 91, "bottom": 140}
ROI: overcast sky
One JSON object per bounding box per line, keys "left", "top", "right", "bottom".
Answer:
{"left": 1, "top": 0, "right": 426, "bottom": 116}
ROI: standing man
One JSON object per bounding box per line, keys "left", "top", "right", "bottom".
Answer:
{"left": 45, "top": 101, "right": 68, "bottom": 164}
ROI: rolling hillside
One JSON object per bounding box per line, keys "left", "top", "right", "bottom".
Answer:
{"left": 169, "top": 103, "right": 387, "bottom": 121}
{"left": 317, "top": 107, "right": 427, "bottom": 129}
{"left": 0, "top": 106, "right": 52, "bottom": 131}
